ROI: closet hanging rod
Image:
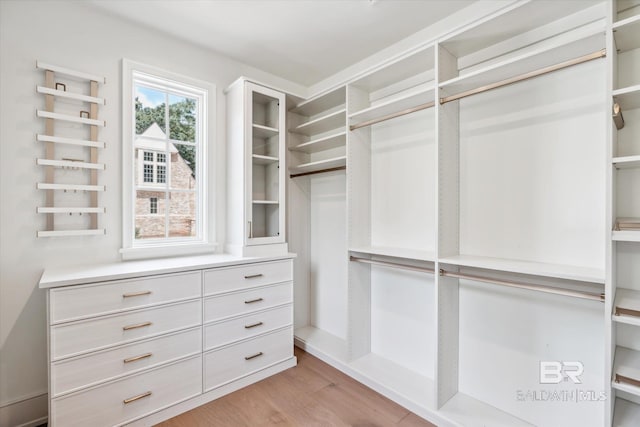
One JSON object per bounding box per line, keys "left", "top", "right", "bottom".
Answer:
{"left": 349, "top": 256, "right": 435, "bottom": 274}
{"left": 350, "top": 101, "right": 435, "bottom": 131}
{"left": 440, "top": 49, "right": 606, "bottom": 104}
{"left": 290, "top": 166, "right": 346, "bottom": 178}
{"left": 439, "top": 269, "right": 604, "bottom": 302}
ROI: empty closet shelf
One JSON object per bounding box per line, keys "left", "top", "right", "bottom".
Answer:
{"left": 613, "top": 397, "right": 640, "bottom": 426}
{"left": 290, "top": 109, "right": 346, "bottom": 136}
{"left": 349, "top": 246, "right": 436, "bottom": 262}
{"left": 614, "top": 218, "right": 640, "bottom": 242}
{"left": 439, "top": 33, "right": 605, "bottom": 104}
{"left": 438, "top": 255, "right": 605, "bottom": 284}
{"left": 613, "top": 156, "right": 640, "bottom": 169}
{"left": 289, "top": 156, "right": 346, "bottom": 178}
{"left": 349, "top": 86, "right": 435, "bottom": 130}
{"left": 613, "top": 347, "right": 640, "bottom": 396}
{"left": 252, "top": 200, "right": 278, "bottom": 205}
{"left": 252, "top": 154, "right": 278, "bottom": 165}
{"left": 613, "top": 288, "right": 640, "bottom": 326}
{"left": 350, "top": 256, "right": 435, "bottom": 275}
{"left": 289, "top": 131, "right": 346, "bottom": 153}
{"left": 289, "top": 87, "right": 345, "bottom": 117}
{"left": 252, "top": 124, "right": 278, "bottom": 139}
{"left": 613, "top": 14, "right": 640, "bottom": 53}
{"left": 613, "top": 85, "right": 640, "bottom": 110}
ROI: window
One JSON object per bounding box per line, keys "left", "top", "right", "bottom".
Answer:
{"left": 122, "top": 60, "right": 216, "bottom": 259}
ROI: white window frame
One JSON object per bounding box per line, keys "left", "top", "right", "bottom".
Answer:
{"left": 121, "top": 59, "right": 216, "bottom": 260}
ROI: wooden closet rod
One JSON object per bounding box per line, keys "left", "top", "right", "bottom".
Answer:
{"left": 350, "top": 101, "right": 436, "bottom": 131}
{"left": 439, "top": 269, "right": 605, "bottom": 302}
{"left": 440, "top": 49, "right": 606, "bottom": 104}
{"left": 290, "top": 166, "right": 346, "bottom": 179}
{"left": 349, "top": 256, "right": 435, "bottom": 274}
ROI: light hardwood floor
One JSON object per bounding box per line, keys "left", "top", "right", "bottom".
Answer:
{"left": 157, "top": 347, "right": 437, "bottom": 427}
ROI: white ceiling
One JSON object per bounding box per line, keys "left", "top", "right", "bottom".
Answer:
{"left": 88, "top": 0, "right": 475, "bottom": 86}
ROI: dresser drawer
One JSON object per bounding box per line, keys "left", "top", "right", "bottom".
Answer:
{"left": 51, "top": 355, "right": 201, "bottom": 427}
{"left": 51, "top": 300, "right": 202, "bottom": 360}
{"left": 203, "top": 260, "right": 291, "bottom": 296}
{"left": 51, "top": 327, "right": 202, "bottom": 397}
{"left": 204, "top": 327, "right": 292, "bottom": 392}
{"left": 204, "top": 305, "right": 292, "bottom": 351}
{"left": 204, "top": 282, "right": 292, "bottom": 322}
{"left": 50, "top": 271, "right": 201, "bottom": 324}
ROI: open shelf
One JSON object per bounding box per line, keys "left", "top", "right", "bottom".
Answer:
{"left": 614, "top": 397, "right": 640, "bottom": 427}
{"left": 613, "top": 14, "right": 640, "bottom": 53}
{"left": 36, "top": 86, "right": 105, "bottom": 105}
{"left": 613, "top": 231, "right": 640, "bottom": 242}
{"left": 613, "top": 288, "right": 640, "bottom": 327}
{"left": 289, "top": 131, "right": 346, "bottom": 154}
{"left": 288, "top": 156, "right": 346, "bottom": 176}
{"left": 348, "top": 84, "right": 435, "bottom": 125}
{"left": 438, "top": 254, "right": 605, "bottom": 284}
{"left": 37, "top": 60, "right": 106, "bottom": 83}
{"left": 439, "top": 392, "right": 533, "bottom": 427}
{"left": 36, "top": 110, "right": 105, "bottom": 127}
{"left": 252, "top": 124, "right": 279, "bottom": 139}
{"left": 613, "top": 85, "right": 640, "bottom": 110}
{"left": 294, "top": 325, "right": 348, "bottom": 363}
{"left": 439, "top": 32, "right": 604, "bottom": 98}
{"left": 252, "top": 200, "right": 278, "bottom": 205}
{"left": 251, "top": 154, "right": 278, "bottom": 165}
{"left": 290, "top": 108, "right": 346, "bottom": 136}
{"left": 349, "top": 246, "right": 435, "bottom": 262}
{"left": 349, "top": 353, "right": 434, "bottom": 413}
{"left": 614, "top": 155, "right": 640, "bottom": 169}
{"left": 613, "top": 346, "right": 640, "bottom": 397}
{"left": 290, "top": 87, "right": 345, "bottom": 117}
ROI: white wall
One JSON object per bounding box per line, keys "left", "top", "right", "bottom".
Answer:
{"left": 0, "top": 2, "right": 302, "bottom": 425}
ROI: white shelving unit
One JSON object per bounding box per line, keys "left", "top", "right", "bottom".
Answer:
{"left": 35, "top": 61, "right": 106, "bottom": 237}
{"left": 288, "top": 2, "right": 617, "bottom": 427}
{"left": 610, "top": 0, "right": 640, "bottom": 422}
{"left": 226, "top": 78, "right": 287, "bottom": 257}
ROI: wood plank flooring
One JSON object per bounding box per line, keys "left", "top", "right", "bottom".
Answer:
{"left": 157, "top": 347, "right": 437, "bottom": 427}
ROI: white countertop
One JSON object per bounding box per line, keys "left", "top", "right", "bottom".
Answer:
{"left": 39, "top": 253, "right": 296, "bottom": 289}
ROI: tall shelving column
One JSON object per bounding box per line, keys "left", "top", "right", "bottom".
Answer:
{"left": 35, "top": 61, "right": 106, "bottom": 237}
{"left": 609, "top": 0, "right": 640, "bottom": 425}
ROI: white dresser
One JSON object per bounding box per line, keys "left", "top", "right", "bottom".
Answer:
{"left": 39, "top": 254, "right": 296, "bottom": 427}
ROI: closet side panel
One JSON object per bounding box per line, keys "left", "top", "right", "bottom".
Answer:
{"left": 310, "top": 174, "right": 348, "bottom": 340}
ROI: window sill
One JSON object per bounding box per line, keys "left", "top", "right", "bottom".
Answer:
{"left": 120, "top": 242, "right": 217, "bottom": 261}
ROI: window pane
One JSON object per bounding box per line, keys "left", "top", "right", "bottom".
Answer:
{"left": 143, "top": 164, "right": 153, "bottom": 183}
{"left": 157, "top": 153, "right": 166, "bottom": 163}
{"left": 135, "top": 191, "right": 166, "bottom": 239}
{"left": 168, "top": 191, "right": 197, "bottom": 237}
{"left": 135, "top": 86, "right": 166, "bottom": 135}
{"left": 169, "top": 94, "right": 196, "bottom": 142}
{"left": 150, "top": 197, "right": 158, "bottom": 214}
{"left": 144, "top": 151, "right": 153, "bottom": 162}
{"left": 157, "top": 165, "right": 166, "bottom": 183}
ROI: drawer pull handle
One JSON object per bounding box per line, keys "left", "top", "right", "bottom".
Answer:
{"left": 615, "top": 306, "right": 640, "bottom": 317}
{"left": 244, "top": 273, "right": 263, "bottom": 279}
{"left": 245, "top": 351, "right": 263, "bottom": 361}
{"left": 244, "top": 298, "right": 263, "bottom": 304}
{"left": 615, "top": 373, "right": 640, "bottom": 388}
{"left": 123, "top": 321, "right": 152, "bottom": 331}
{"left": 245, "top": 321, "right": 264, "bottom": 329}
{"left": 123, "top": 290, "right": 152, "bottom": 298}
{"left": 123, "top": 391, "right": 152, "bottom": 404}
{"left": 123, "top": 352, "right": 153, "bottom": 364}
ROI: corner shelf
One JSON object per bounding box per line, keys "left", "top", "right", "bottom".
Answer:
{"left": 438, "top": 254, "right": 605, "bottom": 284}
{"left": 289, "top": 131, "right": 346, "bottom": 153}
{"left": 251, "top": 154, "right": 279, "bottom": 165}
{"left": 613, "top": 14, "right": 640, "bottom": 53}
{"left": 288, "top": 156, "right": 346, "bottom": 177}
{"left": 290, "top": 108, "right": 346, "bottom": 136}
{"left": 252, "top": 124, "right": 279, "bottom": 139}
{"left": 290, "top": 87, "right": 346, "bottom": 117}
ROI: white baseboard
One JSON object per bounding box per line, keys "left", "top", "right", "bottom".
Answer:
{"left": 0, "top": 392, "right": 48, "bottom": 427}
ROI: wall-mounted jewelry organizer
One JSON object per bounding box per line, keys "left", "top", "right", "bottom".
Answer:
{"left": 35, "top": 61, "right": 106, "bottom": 237}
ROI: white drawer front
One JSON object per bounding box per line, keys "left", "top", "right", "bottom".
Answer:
{"left": 204, "top": 305, "right": 292, "bottom": 351}
{"left": 51, "top": 327, "right": 202, "bottom": 397}
{"left": 204, "top": 282, "right": 292, "bottom": 322}
{"left": 50, "top": 271, "right": 201, "bottom": 324}
{"left": 51, "top": 300, "right": 202, "bottom": 360}
{"left": 51, "top": 355, "right": 202, "bottom": 427}
{"left": 203, "top": 260, "right": 291, "bottom": 296}
{"left": 204, "top": 327, "right": 292, "bottom": 391}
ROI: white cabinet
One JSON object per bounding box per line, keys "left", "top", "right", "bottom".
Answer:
{"left": 226, "top": 79, "right": 287, "bottom": 257}
{"left": 40, "top": 255, "right": 295, "bottom": 426}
